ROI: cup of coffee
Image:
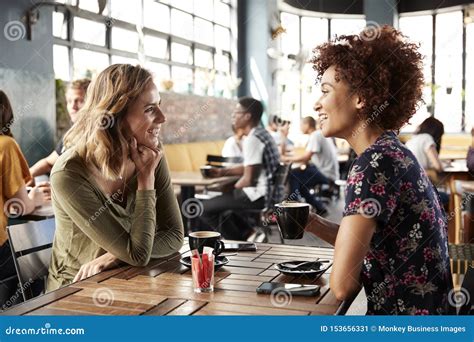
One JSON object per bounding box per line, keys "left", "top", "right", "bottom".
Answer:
{"left": 189, "top": 231, "right": 225, "bottom": 255}
{"left": 274, "top": 202, "right": 310, "bottom": 239}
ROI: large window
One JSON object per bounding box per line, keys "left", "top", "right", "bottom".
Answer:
{"left": 400, "top": 10, "right": 470, "bottom": 133}
{"left": 52, "top": 0, "right": 236, "bottom": 97}
{"left": 277, "top": 12, "right": 363, "bottom": 134}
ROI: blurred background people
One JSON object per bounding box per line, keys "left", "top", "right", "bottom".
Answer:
{"left": 222, "top": 124, "right": 245, "bottom": 158}
{"left": 29, "top": 79, "right": 90, "bottom": 183}
{"left": 0, "top": 90, "right": 47, "bottom": 308}
{"left": 200, "top": 97, "right": 281, "bottom": 240}
{"left": 283, "top": 116, "right": 339, "bottom": 215}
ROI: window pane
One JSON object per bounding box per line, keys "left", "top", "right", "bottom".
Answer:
{"left": 53, "top": 11, "right": 67, "bottom": 39}
{"left": 195, "top": 68, "right": 215, "bottom": 96}
{"left": 144, "top": 0, "right": 170, "bottom": 33}
{"left": 53, "top": 45, "right": 70, "bottom": 80}
{"left": 194, "top": 0, "right": 213, "bottom": 20}
{"left": 330, "top": 18, "right": 365, "bottom": 38}
{"left": 194, "top": 18, "right": 213, "bottom": 45}
{"left": 214, "top": 0, "right": 230, "bottom": 27}
{"left": 466, "top": 23, "right": 474, "bottom": 131}
{"left": 215, "top": 26, "right": 230, "bottom": 51}
{"left": 278, "top": 70, "right": 301, "bottom": 121}
{"left": 171, "top": 43, "right": 192, "bottom": 64}
{"left": 112, "top": 27, "right": 138, "bottom": 53}
{"left": 214, "top": 73, "right": 226, "bottom": 97}
{"left": 215, "top": 53, "right": 229, "bottom": 72}
{"left": 73, "top": 49, "right": 109, "bottom": 79}
{"left": 144, "top": 35, "right": 168, "bottom": 59}
{"left": 281, "top": 13, "right": 300, "bottom": 55}
{"left": 399, "top": 15, "right": 433, "bottom": 132}
{"left": 301, "top": 17, "right": 328, "bottom": 49}
{"left": 195, "top": 49, "right": 213, "bottom": 68}
{"left": 78, "top": 0, "right": 100, "bottom": 13}
{"left": 399, "top": 15, "right": 433, "bottom": 57}
{"left": 171, "top": 9, "right": 193, "bottom": 40}
{"left": 147, "top": 63, "right": 171, "bottom": 89}
{"left": 111, "top": 55, "right": 138, "bottom": 65}
{"left": 171, "top": 66, "right": 193, "bottom": 93}
{"left": 173, "top": 0, "right": 193, "bottom": 13}
{"left": 73, "top": 17, "right": 105, "bottom": 46}
{"left": 110, "top": 0, "right": 138, "bottom": 23}
{"left": 435, "top": 11, "right": 463, "bottom": 132}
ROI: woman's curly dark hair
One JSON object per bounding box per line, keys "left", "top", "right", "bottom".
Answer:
{"left": 311, "top": 25, "right": 424, "bottom": 131}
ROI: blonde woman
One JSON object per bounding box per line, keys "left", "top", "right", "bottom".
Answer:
{"left": 46, "top": 64, "right": 184, "bottom": 291}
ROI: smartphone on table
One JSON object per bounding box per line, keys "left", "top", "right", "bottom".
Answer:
{"left": 256, "top": 282, "right": 320, "bottom": 297}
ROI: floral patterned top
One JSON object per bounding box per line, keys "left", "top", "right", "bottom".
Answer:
{"left": 344, "top": 131, "right": 453, "bottom": 315}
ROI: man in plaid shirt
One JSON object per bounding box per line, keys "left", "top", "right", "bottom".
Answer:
{"left": 200, "top": 97, "right": 281, "bottom": 240}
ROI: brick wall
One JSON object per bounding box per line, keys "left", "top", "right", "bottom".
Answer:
{"left": 159, "top": 92, "right": 236, "bottom": 144}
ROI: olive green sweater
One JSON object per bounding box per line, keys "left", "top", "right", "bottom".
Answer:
{"left": 46, "top": 149, "right": 184, "bottom": 291}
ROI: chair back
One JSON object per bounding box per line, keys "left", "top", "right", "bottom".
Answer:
{"left": 206, "top": 154, "right": 243, "bottom": 167}
{"left": 7, "top": 218, "right": 55, "bottom": 301}
{"left": 458, "top": 265, "right": 474, "bottom": 315}
{"left": 265, "top": 162, "right": 292, "bottom": 209}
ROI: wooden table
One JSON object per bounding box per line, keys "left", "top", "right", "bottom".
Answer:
{"left": 171, "top": 172, "right": 239, "bottom": 232}
{"left": 2, "top": 240, "right": 345, "bottom": 316}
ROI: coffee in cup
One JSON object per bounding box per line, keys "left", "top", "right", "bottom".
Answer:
{"left": 274, "top": 202, "right": 310, "bottom": 239}
{"left": 189, "top": 231, "right": 225, "bottom": 255}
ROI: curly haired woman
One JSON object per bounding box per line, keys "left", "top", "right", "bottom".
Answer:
{"left": 304, "top": 26, "right": 453, "bottom": 315}
{"left": 46, "top": 64, "right": 184, "bottom": 290}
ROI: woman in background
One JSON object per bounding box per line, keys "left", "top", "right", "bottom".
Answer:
{"left": 47, "top": 64, "right": 183, "bottom": 290}
{"left": 0, "top": 90, "right": 46, "bottom": 307}
{"left": 406, "top": 117, "right": 445, "bottom": 173}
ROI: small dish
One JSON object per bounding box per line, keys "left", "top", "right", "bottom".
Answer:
{"left": 275, "top": 260, "right": 331, "bottom": 276}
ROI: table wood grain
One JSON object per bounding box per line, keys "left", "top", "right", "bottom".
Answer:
{"left": 1, "top": 239, "right": 343, "bottom": 316}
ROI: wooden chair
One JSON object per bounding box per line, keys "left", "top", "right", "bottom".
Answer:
{"left": 7, "top": 218, "right": 55, "bottom": 301}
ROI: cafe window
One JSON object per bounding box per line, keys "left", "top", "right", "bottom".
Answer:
{"left": 399, "top": 11, "right": 470, "bottom": 133}
{"left": 52, "top": 0, "right": 236, "bottom": 97}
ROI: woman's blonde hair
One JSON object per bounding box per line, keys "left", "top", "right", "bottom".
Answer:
{"left": 64, "top": 64, "right": 153, "bottom": 180}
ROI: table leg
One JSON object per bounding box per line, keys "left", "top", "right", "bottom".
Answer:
{"left": 180, "top": 185, "right": 196, "bottom": 235}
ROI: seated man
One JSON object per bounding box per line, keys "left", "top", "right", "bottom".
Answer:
{"left": 29, "top": 79, "right": 90, "bottom": 183}
{"left": 200, "top": 97, "right": 281, "bottom": 240}
{"left": 283, "top": 116, "right": 339, "bottom": 215}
